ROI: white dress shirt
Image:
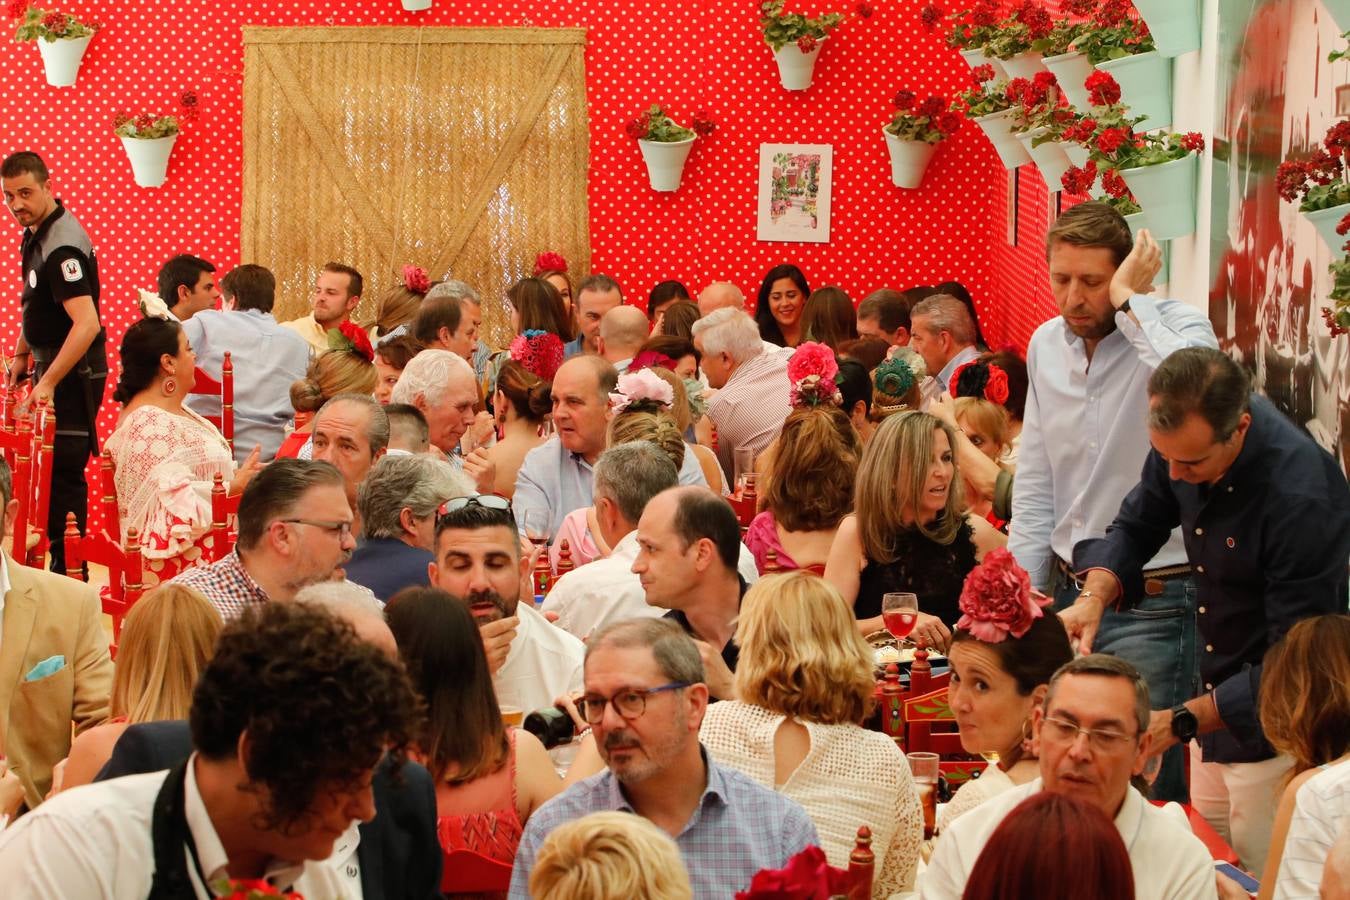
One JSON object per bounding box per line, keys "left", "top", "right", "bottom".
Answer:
{"left": 1007, "top": 296, "right": 1218, "bottom": 588}
{"left": 920, "top": 778, "right": 1214, "bottom": 900}
{"left": 0, "top": 761, "right": 357, "bottom": 898}
{"left": 541, "top": 531, "right": 658, "bottom": 640}
{"left": 495, "top": 602, "right": 585, "bottom": 715}
{"left": 923, "top": 344, "right": 981, "bottom": 404}
{"left": 1274, "top": 760, "right": 1350, "bottom": 899}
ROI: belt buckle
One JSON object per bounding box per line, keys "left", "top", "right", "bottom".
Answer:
{"left": 1144, "top": 578, "right": 1165, "bottom": 597}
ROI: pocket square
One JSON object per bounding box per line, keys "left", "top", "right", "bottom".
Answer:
{"left": 23, "top": 655, "right": 65, "bottom": 682}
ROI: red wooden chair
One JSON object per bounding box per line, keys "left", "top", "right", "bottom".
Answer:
{"left": 209, "top": 472, "right": 241, "bottom": 562}
{"left": 63, "top": 512, "right": 144, "bottom": 653}
{"left": 844, "top": 825, "right": 875, "bottom": 900}
{"left": 22, "top": 400, "right": 55, "bottom": 566}
{"left": 190, "top": 350, "right": 234, "bottom": 453}
{"left": 98, "top": 449, "right": 119, "bottom": 538}
{"left": 0, "top": 408, "right": 34, "bottom": 562}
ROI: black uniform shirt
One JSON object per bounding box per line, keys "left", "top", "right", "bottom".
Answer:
{"left": 20, "top": 199, "right": 101, "bottom": 349}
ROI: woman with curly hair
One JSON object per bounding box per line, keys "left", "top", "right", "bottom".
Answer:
{"left": 275, "top": 324, "right": 378, "bottom": 459}
{"left": 700, "top": 572, "right": 924, "bottom": 897}
{"left": 1258, "top": 614, "right": 1350, "bottom": 897}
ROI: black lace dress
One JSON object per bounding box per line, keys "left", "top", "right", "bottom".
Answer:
{"left": 855, "top": 519, "right": 978, "bottom": 628}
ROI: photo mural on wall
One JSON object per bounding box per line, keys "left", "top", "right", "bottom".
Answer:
{"left": 1211, "top": 0, "right": 1350, "bottom": 470}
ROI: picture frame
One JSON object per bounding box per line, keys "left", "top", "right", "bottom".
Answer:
{"left": 756, "top": 143, "right": 833, "bottom": 243}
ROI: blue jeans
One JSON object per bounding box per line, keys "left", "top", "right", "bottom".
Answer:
{"left": 1051, "top": 568, "right": 1198, "bottom": 803}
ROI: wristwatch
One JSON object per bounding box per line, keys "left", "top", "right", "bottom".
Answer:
{"left": 1117, "top": 297, "right": 1133, "bottom": 315}
{"left": 1170, "top": 703, "right": 1198, "bottom": 743}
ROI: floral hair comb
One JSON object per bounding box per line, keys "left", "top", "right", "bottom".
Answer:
{"left": 955, "top": 548, "right": 1050, "bottom": 643}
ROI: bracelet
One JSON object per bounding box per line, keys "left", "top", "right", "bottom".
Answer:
{"left": 1076, "top": 590, "right": 1099, "bottom": 603}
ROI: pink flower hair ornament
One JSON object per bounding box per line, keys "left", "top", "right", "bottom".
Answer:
{"left": 787, "top": 341, "right": 842, "bottom": 408}
{"left": 609, "top": 368, "right": 675, "bottom": 414}
{"left": 955, "top": 548, "right": 1050, "bottom": 643}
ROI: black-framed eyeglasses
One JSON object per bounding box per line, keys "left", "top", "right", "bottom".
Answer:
{"left": 437, "top": 494, "right": 513, "bottom": 518}
{"left": 1041, "top": 716, "right": 1139, "bottom": 753}
{"left": 278, "top": 518, "right": 353, "bottom": 538}
{"left": 577, "top": 682, "right": 690, "bottom": 725}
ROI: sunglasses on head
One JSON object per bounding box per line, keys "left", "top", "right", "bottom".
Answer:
{"left": 437, "top": 494, "right": 513, "bottom": 518}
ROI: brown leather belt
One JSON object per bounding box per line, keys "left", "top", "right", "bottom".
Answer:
{"left": 1056, "top": 558, "right": 1193, "bottom": 596}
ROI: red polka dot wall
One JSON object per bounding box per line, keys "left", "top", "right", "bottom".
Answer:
{"left": 0, "top": 0, "right": 1053, "bottom": 481}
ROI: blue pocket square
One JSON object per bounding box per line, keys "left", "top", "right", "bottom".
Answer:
{"left": 23, "top": 655, "right": 65, "bottom": 682}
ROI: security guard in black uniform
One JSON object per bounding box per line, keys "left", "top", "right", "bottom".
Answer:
{"left": 1, "top": 151, "right": 106, "bottom": 572}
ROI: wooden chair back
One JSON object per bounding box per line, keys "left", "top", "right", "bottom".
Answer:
{"left": 99, "top": 449, "right": 119, "bottom": 537}
{"left": 845, "top": 825, "right": 875, "bottom": 900}
{"left": 190, "top": 350, "right": 235, "bottom": 453}
{"left": 63, "top": 512, "right": 145, "bottom": 648}
{"left": 23, "top": 401, "right": 55, "bottom": 565}
{"left": 209, "top": 472, "right": 240, "bottom": 562}
{"left": 0, "top": 401, "right": 54, "bottom": 567}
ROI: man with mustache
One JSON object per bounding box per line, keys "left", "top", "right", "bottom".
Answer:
{"left": 172, "top": 459, "right": 360, "bottom": 620}
{"left": 1007, "top": 201, "right": 1217, "bottom": 802}
{"left": 921, "top": 654, "right": 1214, "bottom": 900}
{"left": 428, "top": 497, "right": 584, "bottom": 715}
{"left": 508, "top": 618, "right": 818, "bottom": 898}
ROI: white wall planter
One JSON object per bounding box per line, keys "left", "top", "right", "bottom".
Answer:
{"left": 637, "top": 138, "right": 695, "bottom": 192}
{"left": 1119, "top": 153, "right": 1198, "bottom": 241}
{"left": 972, "top": 109, "right": 1031, "bottom": 170}
{"left": 1095, "top": 51, "right": 1173, "bottom": 129}
{"left": 1064, "top": 143, "right": 1090, "bottom": 168}
{"left": 35, "top": 35, "right": 92, "bottom": 88}
{"left": 959, "top": 47, "right": 1006, "bottom": 80}
{"left": 1132, "top": 0, "right": 1201, "bottom": 58}
{"left": 1042, "top": 51, "right": 1094, "bottom": 108}
{"left": 1122, "top": 212, "right": 1171, "bottom": 284}
{"left": 1017, "top": 129, "right": 1072, "bottom": 189}
{"left": 884, "top": 131, "right": 938, "bottom": 189}
{"left": 120, "top": 135, "right": 177, "bottom": 188}
{"left": 1323, "top": 0, "right": 1350, "bottom": 32}
{"left": 401, "top": 0, "right": 432, "bottom": 9}
{"left": 773, "top": 38, "right": 825, "bottom": 91}
{"left": 999, "top": 51, "right": 1049, "bottom": 81}
{"left": 1303, "top": 202, "right": 1350, "bottom": 252}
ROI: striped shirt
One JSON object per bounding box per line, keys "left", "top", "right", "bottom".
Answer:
{"left": 509, "top": 749, "right": 818, "bottom": 898}
{"left": 169, "top": 549, "right": 269, "bottom": 620}
{"left": 707, "top": 347, "right": 794, "bottom": 484}
{"left": 1274, "top": 761, "right": 1350, "bottom": 899}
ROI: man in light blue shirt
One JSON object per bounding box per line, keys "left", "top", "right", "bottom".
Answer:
{"left": 183, "top": 264, "right": 311, "bottom": 463}
{"left": 514, "top": 355, "right": 707, "bottom": 538}
{"left": 909, "top": 294, "right": 981, "bottom": 402}
{"left": 1008, "top": 201, "right": 1217, "bottom": 801}
{"left": 509, "top": 618, "right": 818, "bottom": 898}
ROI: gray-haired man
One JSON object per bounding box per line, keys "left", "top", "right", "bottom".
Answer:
{"left": 344, "top": 454, "right": 471, "bottom": 602}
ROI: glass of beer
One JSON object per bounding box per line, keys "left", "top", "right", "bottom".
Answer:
{"left": 907, "top": 751, "right": 940, "bottom": 839}
{"left": 499, "top": 705, "right": 524, "bottom": 727}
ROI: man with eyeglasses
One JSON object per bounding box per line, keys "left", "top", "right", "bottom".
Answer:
{"left": 428, "top": 496, "right": 584, "bottom": 716}
{"left": 172, "top": 459, "right": 361, "bottom": 620}
{"left": 922, "top": 654, "right": 1214, "bottom": 900}
{"left": 508, "top": 618, "right": 817, "bottom": 898}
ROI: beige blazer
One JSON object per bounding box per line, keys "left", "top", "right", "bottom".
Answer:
{"left": 0, "top": 555, "right": 113, "bottom": 808}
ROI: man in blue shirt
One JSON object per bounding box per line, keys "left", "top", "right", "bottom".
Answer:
{"left": 509, "top": 618, "right": 818, "bottom": 898}
{"left": 1065, "top": 347, "right": 1350, "bottom": 875}
{"left": 183, "top": 264, "right": 311, "bottom": 463}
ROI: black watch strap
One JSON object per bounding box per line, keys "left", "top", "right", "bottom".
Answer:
{"left": 1170, "top": 703, "right": 1198, "bottom": 742}
{"left": 1118, "top": 297, "right": 1132, "bottom": 315}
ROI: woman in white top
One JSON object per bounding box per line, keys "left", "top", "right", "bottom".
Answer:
{"left": 700, "top": 571, "right": 923, "bottom": 898}
{"left": 940, "top": 549, "right": 1074, "bottom": 830}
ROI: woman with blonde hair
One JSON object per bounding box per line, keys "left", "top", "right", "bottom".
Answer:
{"left": 643, "top": 365, "right": 722, "bottom": 492}
{"left": 528, "top": 811, "right": 691, "bottom": 900}
{"left": 1257, "top": 614, "right": 1350, "bottom": 898}
{"left": 275, "top": 330, "right": 378, "bottom": 458}
{"left": 52, "top": 585, "right": 222, "bottom": 793}
{"left": 701, "top": 572, "right": 924, "bottom": 897}
{"left": 869, "top": 349, "right": 926, "bottom": 422}
{"left": 365, "top": 264, "right": 433, "bottom": 338}
{"left": 824, "top": 411, "right": 1003, "bottom": 649}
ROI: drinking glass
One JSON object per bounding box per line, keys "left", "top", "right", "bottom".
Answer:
{"left": 881, "top": 592, "right": 919, "bottom": 641}
{"left": 908, "top": 751, "right": 940, "bottom": 838}
{"left": 733, "top": 447, "right": 755, "bottom": 495}
{"left": 518, "top": 508, "right": 551, "bottom": 551}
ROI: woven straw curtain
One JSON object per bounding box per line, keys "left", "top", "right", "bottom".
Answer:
{"left": 241, "top": 26, "right": 591, "bottom": 349}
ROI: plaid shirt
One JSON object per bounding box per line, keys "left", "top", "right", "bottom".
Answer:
{"left": 509, "top": 749, "right": 818, "bottom": 898}
{"left": 170, "top": 550, "right": 269, "bottom": 621}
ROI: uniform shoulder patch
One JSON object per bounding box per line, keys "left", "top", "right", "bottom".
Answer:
{"left": 61, "top": 258, "right": 83, "bottom": 282}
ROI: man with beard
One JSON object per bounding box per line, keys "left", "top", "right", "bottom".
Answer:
{"left": 1007, "top": 202, "right": 1217, "bottom": 802}
{"left": 172, "top": 459, "right": 359, "bottom": 620}
{"left": 428, "top": 497, "right": 583, "bottom": 715}
{"left": 507, "top": 618, "right": 817, "bottom": 898}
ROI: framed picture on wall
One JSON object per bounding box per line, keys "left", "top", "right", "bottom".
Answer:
{"left": 756, "top": 143, "right": 832, "bottom": 243}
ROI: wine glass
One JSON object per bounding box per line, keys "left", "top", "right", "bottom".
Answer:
{"left": 881, "top": 592, "right": 919, "bottom": 642}
{"left": 518, "top": 508, "right": 551, "bottom": 553}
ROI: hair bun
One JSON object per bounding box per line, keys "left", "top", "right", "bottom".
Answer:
{"left": 289, "top": 377, "right": 325, "bottom": 413}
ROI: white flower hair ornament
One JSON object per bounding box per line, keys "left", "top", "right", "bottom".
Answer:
{"left": 138, "top": 288, "right": 173, "bottom": 321}
{"left": 609, "top": 368, "right": 675, "bottom": 414}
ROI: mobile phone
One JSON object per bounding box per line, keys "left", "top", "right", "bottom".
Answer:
{"left": 1215, "top": 862, "right": 1259, "bottom": 894}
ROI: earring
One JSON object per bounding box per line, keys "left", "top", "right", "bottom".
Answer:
{"left": 162, "top": 377, "right": 177, "bottom": 396}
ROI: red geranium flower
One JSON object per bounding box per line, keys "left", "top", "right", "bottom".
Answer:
{"left": 971, "top": 0, "right": 1001, "bottom": 27}
{"left": 936, "top": 110, "right": 964, "bottom": 136}
{"left": 971, "top": 63, "right": 996, "bottom": 84}
{"left": 1100, "top": 167, "right": 1130, "bottom": 199}
{"left": 796, "top": 35, "right": 818, "bottom": 53}
{"left": 1061, "top": 161, "right": 1097, "bottom": 195}
{"left": 920, "top": 3, "right": 943, "bottom": 30}
{"left": 918, "top": 95, "right": 946, "bottom": 119}
{"left": 1337, "top": 212, "right": 1350, "bottom": 236}
{"left": 855, "top": 1, "right": 874, "bottom": 18}
{"left": 40, "top": 10, "right": 64, "bottom": 32}
{"left": 134, "top": 113, "right": 157, "bottom": 130}
{"left": 624, "top": 115, "right": 648, "bottom": 139}
{"left": 1096, "top": 126, "right": 1130, "bottom": 155}
{"left": 6, "top": 0, "right": 27, "bottom": 19}
{"left": 692, "top": 110, "right": 716, "bottom": 137}
{"left": 1065, "top": 0, "right": 1096, "bottom": 14}
{"left": 893, "top": 89, "right": 917, "bottom": 111}
{"left": 1179, "top": 132, "right": 1205, "bottom": 153}
{"left": 337, "top": 320, "right": 374, "bottom": 363}
{"left": 1084, "top": 71, "right": 1121, "bottom": 107}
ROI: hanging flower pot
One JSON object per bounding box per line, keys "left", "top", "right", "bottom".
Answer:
{"left": 1095, "top": 51, "right": 1173, "bottom": 129}
{"left": 1042, "top": 50, "right": 1094, "bottom": 109}
{"left": 1122, "top": 212, "right": 1171, "bottom": 283}
{"left": 973, "top": 109, "right": 1031, "bottom": 170}
{"left": 1303, "top": 203, "right": 1350, "bottom": 252}
{"left": 772, "top": 38, "right": 826, "bottom": 91}
{"left": 400, "top": 0, "right": 432, "bottom": 8}
{"left": 120, "top": 135, "right": 178, "bottom": 188}
{"left": 1000, "top": 51, "right": 1049, "bottom": 81}
{"left": 1324, "top": 0, "right": 1350, "bottom": 32}
{"left": 638, "top": 138, "right": 695, "bottom": 192}
{"left": 1017, "top": 128, "right": 1072, "bottom": 189}
{"left": 880, "top": 89, "right": 960, "bottom": 189}
{"left": 626, "top": 105, "right": 713, "bottom": 193}
{"left": 1131, "top": 0, "right": 1201, "bottom": 58}
{"left": 1064, "top": 142, "right": 1090, "bottom": 169}
{"left": 1119, "top": 152, "right": 1199, "bottom": 241}
{"left": 883, "top": 132, "right": 938, "bottom": 189}
{"left": 959, "top": 47, "right": 1007, "bottom": 81}
{"left": 35, "top": 35, "right": 93, "bottom": 87}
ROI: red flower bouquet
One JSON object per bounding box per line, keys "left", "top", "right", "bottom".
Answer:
{"left": 956, "top": 547, "right": 1049, "bottom": 643}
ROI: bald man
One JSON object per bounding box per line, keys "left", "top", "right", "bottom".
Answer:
{"left": 597, "top": 305, "right": 650, "bottom": 373}
{"left": 697, "top": 281, "right": 746, "bottom": 317}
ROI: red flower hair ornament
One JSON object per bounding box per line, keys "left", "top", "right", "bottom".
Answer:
{"left": 533, "top": 251, "right": 568, "bottom": 276}
{"left": 401, "top": 264, "right": 431, "bottom": 294}
{"left": 328, "top": 321, "right": 375, "bottom": 364}
{"left": 956, "top": 548, "right": 1049, "bottom": 643}
{"left": 509, "top": 329, "right": 565, "bottom": 382}
{"left": 949, "top": 360, "right": 1009, "bottom": 406}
